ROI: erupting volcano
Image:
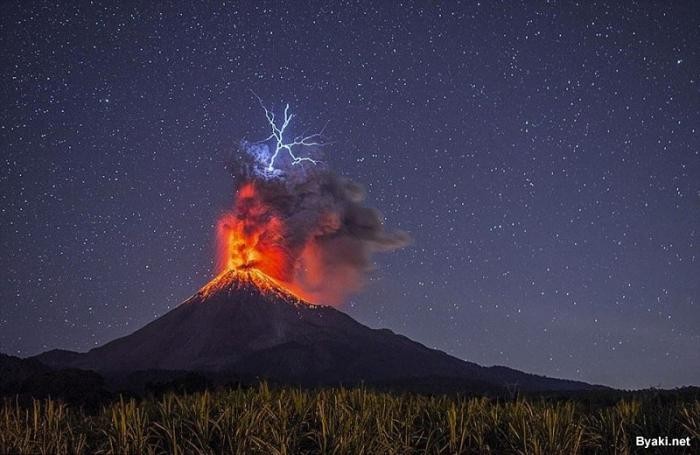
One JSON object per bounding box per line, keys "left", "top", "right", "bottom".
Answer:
{"left": 33, "top": 165, "right": 598, "bottom": 393}
{"left": 32, "top": 101, "right": 601, "bottom": 393}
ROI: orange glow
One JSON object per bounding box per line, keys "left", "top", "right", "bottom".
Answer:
{"left": 207, "top": 182, "right": 310, "bottom": 302}
{"left": 200, "top": 268, "right": 304, "bottom": 303}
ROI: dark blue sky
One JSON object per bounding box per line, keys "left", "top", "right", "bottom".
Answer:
{"left": 1, "top": 1, "right": 698, "bottom": 389}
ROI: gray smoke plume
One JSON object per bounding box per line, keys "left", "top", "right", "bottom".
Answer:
{"left": 224, "top": 143, "right": 411, "bottom": 305}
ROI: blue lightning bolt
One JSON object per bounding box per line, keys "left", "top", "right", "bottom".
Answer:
{"left": 251, "top": 91, "right": 326, "bottom": 173}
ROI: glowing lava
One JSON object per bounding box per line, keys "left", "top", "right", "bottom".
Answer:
{"left": 203, "top": 182, "right": 308, "bottom": 302}
{"left": 200, "top": 268, "right": 304, "bottom": 303}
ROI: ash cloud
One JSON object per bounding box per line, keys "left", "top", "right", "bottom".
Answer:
{"left": 226, "top": 143, "right": 411, "bottom": 305}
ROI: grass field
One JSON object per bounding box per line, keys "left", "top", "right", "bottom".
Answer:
{"left": 1, "top": 384, "right": 698, "bottom": 454}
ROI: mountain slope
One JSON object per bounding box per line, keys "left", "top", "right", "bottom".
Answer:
{"left": 33, "top": 271, "right": 600, "bottom": 392}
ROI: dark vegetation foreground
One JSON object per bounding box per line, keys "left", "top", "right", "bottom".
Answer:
{"left": 1, "top": 384, "right": 698, "bottom": 454}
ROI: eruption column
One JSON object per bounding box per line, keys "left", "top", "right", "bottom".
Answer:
{"left": 208, "top": 94, "right": 410, "bottom": 306}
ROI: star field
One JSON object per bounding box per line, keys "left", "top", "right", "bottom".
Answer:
{"left": 1, "top": 1, "right": 698, "bottom": 388}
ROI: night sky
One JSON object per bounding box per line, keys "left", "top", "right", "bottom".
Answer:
{"left": 1, "top": 1, "right": 698, "bottom": 389}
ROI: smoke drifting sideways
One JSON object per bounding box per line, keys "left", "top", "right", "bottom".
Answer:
{"left": 218, "top": 140, "right": 411, "bottom": 306}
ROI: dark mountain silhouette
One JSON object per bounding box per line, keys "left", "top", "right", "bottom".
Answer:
{"left": 0, "top": 354, "right": 110, "bottom": 406}
{"left": 32, "top": 271, "right": 602, "bottom": 393}
{"left": 0, "top": 353, "right": 51, "bottom": 387}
